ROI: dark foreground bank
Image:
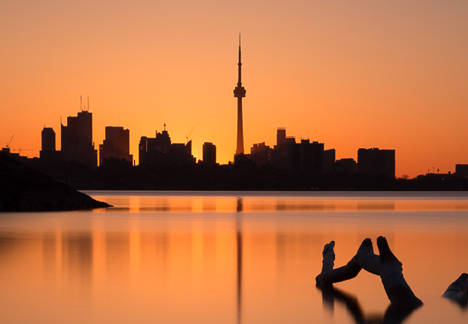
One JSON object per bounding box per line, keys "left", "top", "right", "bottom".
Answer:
{"left": 0, "top": 153, "right": 110, "bottom": 212}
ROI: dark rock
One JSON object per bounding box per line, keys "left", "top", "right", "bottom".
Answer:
{"left": 0, "top": 153, "right": 110, "bottom": 211}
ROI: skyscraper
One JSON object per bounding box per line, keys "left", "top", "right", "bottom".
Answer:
{"left": 99, "top": 126, "right": 133, "bottom": 166}
{"left": 138, "top": 125, "right": 195, "bottom": 166}
{"left": 61, "top": 107, "right": 97, "bottom": 168}
{"left": 202, "top": 142, "right": 217, "bottom": 165}
{"left": 41, "top": 127, "right": 56, "bottom": 152}
{"left": 234, "top": 35, "right": 246, "bottom": 156}
{"left": 357, "top": 148, "right": 395, "bottom": 178}
{"left": 40, "top": 127, "right": 58, "bottom": 161}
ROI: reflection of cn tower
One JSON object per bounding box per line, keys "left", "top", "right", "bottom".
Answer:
{"left": 236, "top": 197, "right": 243, "bottom": 324}
{"left": 234, "top": 34, "right": 246, "bottom": 155}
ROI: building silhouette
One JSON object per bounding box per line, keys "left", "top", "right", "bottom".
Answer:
{"left": 357, "top": 148, "right": 395, "bottom": 178}
{"left": 39, "top": 127, "right": 59, "bottom": 161}
{"left": 336, "top": 158, "right": 357, "bottom": 174}
{"left": 99, "top": 126, "right": 133, "bottom": 166}
{"left": 288, "top": 139, "right": 324, "bottom": 174}
{"left": 455, "top": 164, "right": 468, "bottom": 178}
{"left": 41, "top": 127, "right": 55, "bottom": 152}
{"left": 202, "top": 142, "right": 217, "bottom": 165}
{"left": 323, "top": 149, "right": 336, "bottom": 175}
{"left": 139, "top": 124, "right": 195, "bottom": 166}
{"left": 234, "top": 35, "right": 246, "bottom": 156}
{"left": 271, "top": 128, "right": 296, "bottom": 170}
{"left": 250, "top": 142, "right": 271, "bottom": 168}
{"left": 61, "top": 108, "right": 97, "bottom": 168}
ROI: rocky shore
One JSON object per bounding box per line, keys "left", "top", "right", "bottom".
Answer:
{"left": 0, "top": 153, "right": 110, "bottom": 212}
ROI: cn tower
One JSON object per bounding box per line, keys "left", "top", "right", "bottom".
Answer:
{"left": 234, "top": 34, "right": 246, "bottom": 156}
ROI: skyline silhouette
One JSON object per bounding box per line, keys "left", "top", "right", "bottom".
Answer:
{"left": 4, "top": 43, "right": 400, "bottom": 182}
{"left": 2, "top": 1, "right": 468, "bottom": 178}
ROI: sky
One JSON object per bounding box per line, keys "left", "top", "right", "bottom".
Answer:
{"left": 1, "top": 0, "right": 468, "bottom": 178}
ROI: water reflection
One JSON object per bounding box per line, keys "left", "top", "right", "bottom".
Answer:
{"left": 1, "top": 192, "right": 468, "bottom": 324}
{"left": 319, "top": 285, "right": 384, "bottom": 323}
{"left": 89, "top": 191, "right": 468, "bottom": 213}
{"left": 237, "top": 197, "right": 243, "bottom": 324}
{"left": 318, "top": 284, "right": 422, "bottom": 324}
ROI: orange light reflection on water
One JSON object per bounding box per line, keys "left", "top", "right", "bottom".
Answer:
{"left": 1, "top": 192, "right": 468, "bottom": 324}
{"left": 90, "top": 191, "right": 468, "bottom": 213}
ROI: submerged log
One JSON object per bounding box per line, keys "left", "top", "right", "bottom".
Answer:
{"left": 316, "top": 236, "right": 422, "bottom": 311}
{"left": 315, "top": 240, "right": 361, "bottom": 286}
{"left": 316, "top": 238, "right": 380, "bottom": 286}
{"left": 355, "top": 237, "right": 380, "bottom": 275}
{"left": 442, "top": 273, "right": 468, "bottom": 308}
{"left": 376, "top": 236, "right": 423, "bottom": 310}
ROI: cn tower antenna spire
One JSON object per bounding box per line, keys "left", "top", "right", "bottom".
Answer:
{"left": 234, "top": 34, "right": 246, "bottom": 156}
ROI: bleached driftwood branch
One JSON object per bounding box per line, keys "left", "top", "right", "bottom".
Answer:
{"left": 316, "top": 236, "right": 422, "bottom": 310}
{"left": 316, "top": 238, "right": 380, "bottom": 286}
{"left": 376, "top": 236, "right": 423, "bottom": 310}
{"left": 315, "top": 240, "right": 361, "bottom": 286}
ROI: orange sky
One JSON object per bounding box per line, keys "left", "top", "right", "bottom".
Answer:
{"left": 1, "top": 0, "right": 468, "bottom": 178}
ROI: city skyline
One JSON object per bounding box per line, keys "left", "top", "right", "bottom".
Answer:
{"left": 2, "top": 1, "right": 468, "bottom": 178}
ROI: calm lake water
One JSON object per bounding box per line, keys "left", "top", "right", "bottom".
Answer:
{"left": 1, "top": 191, "right": 468, "bottom": 324}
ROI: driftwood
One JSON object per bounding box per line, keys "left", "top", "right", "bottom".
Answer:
{"left": 317, "top": 236, "right": 468, "bottom": 307}
{"left": 316, "top": 236, "right": 422, "bottom": 308}
{"left": 316, "top": 236, "right": 468, "bottom": 323}
{"left": 316, "top": 238, "right": 380, "bottom": 287}
{"left": 376, "top": 236, "right": 423, "bottom": 310}
{"left": 442, "top": 273, "right": 468, "bottom": 308}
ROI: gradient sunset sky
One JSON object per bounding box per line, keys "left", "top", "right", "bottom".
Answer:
{"left": 1, "top": 0, "right": 468, "bottom": 177}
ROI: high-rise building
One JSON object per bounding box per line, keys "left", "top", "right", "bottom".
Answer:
{"left": 336, "top": 158, "right": 357, "bottom": 174}
{"left": 276, "top": 128, "right": 286, "bottom": 148}
{"left": 41, "top": 127, "right": 55, "bottom": 152}
{"left": 99, "top": 126, "right": 133, "bottom": 166}
{"left": 40, "top": 127, "right": 58, "bottom": 160}
{"left": 271, "top": 128, "right": 289, "bottom": 170}
{"left": 288, "top": 140, "right": 324, "bottom": 174}
{"left": 61, "top": 108, "right": 97, "bottom": 168}
{"left": 357, "top": 148, "right": 395, "bottom": 178}
{"left": 234, "top": 35, "right": 246, "bottom": 156}
{"left": 455, "top": 164, "right": 468, "bottom": 178}
{"left": 202, "top": 142, "right": 217, "bottom": 165}
{"left": 139, "top": 124, "right": 195, "bottom": 166}
{"left": 322, "top": 149, "right": 336, "bottom": 175}
{"left": 250, "top": 142, "right": 271, "bottom": 168}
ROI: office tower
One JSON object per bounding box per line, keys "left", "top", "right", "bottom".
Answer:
{"left": 139, "top": 124, "right": 195, "bottom": 166}
{"left": 41, "top": 127, "right": 56, "bottom": 152}
{"left": 61, "top": 107, "right": 97, "bottom": 168}
{"left": 336, "top": 158, "right": 358, "bottom": 174}
{"left": 277, "top": 128, "right": 286, "bottom": 148}
{"left": 40, "top": 127, "right": 58, "bottom": 160}
{"left": 288, "top": 140, "right": 324, "bottom": 174}
{"left": 250, "top": 142, "right": 271, "bottom": 168}
{"left": 99, "top": 126, "right": 133, "bottom": 165}
{"left": 357, "top": 148, "right": 395, "bottom": 178}
{"left": 234, "top": 35, "right": 246, "bottom": 156}
{"left": 202, "top": 142, "right": 217, "bottom": 165}
{"left": 455, "top": 164, "right": 468, "bottom": 178}
{"left": 322, "top": 149, "right": 336, "bottom": 175}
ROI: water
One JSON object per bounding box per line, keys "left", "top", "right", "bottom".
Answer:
{"left": 1, "top": 191, "right": 468, "bottom": 324}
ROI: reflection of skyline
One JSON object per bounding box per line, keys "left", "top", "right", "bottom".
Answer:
{"left": 2, "top": 202, "right": 468, "bottom": 323}
{"left": 95, "top": 194, "right": 468, "bottom": 213}
{"left": 236, "top": 197, "right": 243, "bottom": 324}
{"left": 0, "top": 211, "right": 319, "bottom": 324}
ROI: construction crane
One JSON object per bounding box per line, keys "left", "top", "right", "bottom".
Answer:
{"left": 185, "top": 127, "right": 195, "bottom": 144}
{"left": 6, "top": 135, "right": 14, "bottom": 148}
{"left": 3, "top": 135, "right": 14, "bottom": 153}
